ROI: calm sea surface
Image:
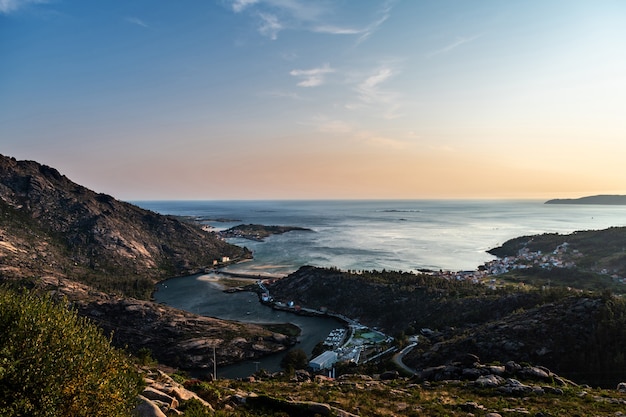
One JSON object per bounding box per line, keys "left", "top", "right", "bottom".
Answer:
{"left": 136, "top": 199, "right": 626, "bottom": 274}
{"left": 140, "top": 200, "right": 626, "bottom": 377}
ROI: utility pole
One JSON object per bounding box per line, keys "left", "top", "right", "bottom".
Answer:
{"left": 213, "top": 346, "right": 217, "bottom": 381}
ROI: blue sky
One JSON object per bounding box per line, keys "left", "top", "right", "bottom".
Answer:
{"left": 2, "top": 0, "right": 625, "bottom": 200}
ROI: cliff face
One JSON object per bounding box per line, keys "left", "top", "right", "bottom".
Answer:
{"left": 0, "top": 154, "right": 250, "bottom": 297}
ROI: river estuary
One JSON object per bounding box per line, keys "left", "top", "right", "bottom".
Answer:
{"left": 154, "top": 273, "right": 343, "bottom": 378}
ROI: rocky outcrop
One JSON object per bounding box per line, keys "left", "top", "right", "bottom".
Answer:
{"left": 137, "top": 370, "right": 213, "bottom": 416}
{"left": 135, "top": 396, "right": 167, "bottom": 417}
{"left": 414, "top": 357, "right": 574, "bottom": 392}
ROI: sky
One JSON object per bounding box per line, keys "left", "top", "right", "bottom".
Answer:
{"left": 1, "top": 0, "right": 626, "bottom": 200}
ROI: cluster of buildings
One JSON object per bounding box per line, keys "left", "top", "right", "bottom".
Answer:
{"left": 255, "top": 279, "right": 392, "bottom": 373}
{"left": 482, "top": 243, "right": 579, "bottom": 276}
{"left": 435, "top": 241, "right": 625, "bottom": 286}
{"left": 322, "top": 328, "right": 346, "bottom": 349}
{"left": 309, "top": 325, "right": 391, "bottom": 372}
{"left": 425, "top": 242, "right": 588, "bottom": 286}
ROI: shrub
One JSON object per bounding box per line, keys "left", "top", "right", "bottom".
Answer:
{"left": 280, "top": 348, "right": 309, "bottom": 372}
{"left": 0, "top": 287, "right": 143, "bottom": 416}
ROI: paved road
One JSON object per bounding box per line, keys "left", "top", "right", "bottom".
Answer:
{"left": 391, "top": 342, "right": 418, "bottom": 376}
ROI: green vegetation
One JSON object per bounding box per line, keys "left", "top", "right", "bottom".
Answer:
{"left": 280, "top": 348, "right": 309, "bottom": 372}
{"left": 498, "top": 267, "right": 625, "bottom": 294}
{"left": 0, "top": 287, "right": 143, "bottom": 417}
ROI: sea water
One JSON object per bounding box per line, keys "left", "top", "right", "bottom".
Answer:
{"left": 136, "top": 199, "right": 626, "bottom": 274}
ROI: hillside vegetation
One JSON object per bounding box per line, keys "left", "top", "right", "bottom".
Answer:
{"left": 0, "top": 286, "right": 143, "bottom": 416}
{"left": 269, "top": 262, "right": 626, "bottom": 387}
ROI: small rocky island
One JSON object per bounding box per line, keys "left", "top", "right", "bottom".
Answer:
{"left": 545, "top": 194, "right": 626, "bottom": 205}
{"left": 219, "top": 224, "right": 313, "bottom": 241}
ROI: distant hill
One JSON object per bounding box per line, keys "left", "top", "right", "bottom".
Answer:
{"left": 545, "top": 194, "right": 626, "bottom": 205}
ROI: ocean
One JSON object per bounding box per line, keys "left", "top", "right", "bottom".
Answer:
{"left": 135, "top": 199, "right": 626, "bottom": 275}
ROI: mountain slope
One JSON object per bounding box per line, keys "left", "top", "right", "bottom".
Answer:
{"left": 0, "top": 154, "right": 250, "bottom": 298}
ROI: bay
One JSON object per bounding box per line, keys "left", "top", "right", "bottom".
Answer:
{"left": 136, "top": 199, "right": 626, "bottom": 275}
{"left": 142, "top": 199, "right": 626, "bottom": 377}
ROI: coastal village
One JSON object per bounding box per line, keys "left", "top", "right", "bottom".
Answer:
{"left": 432, "top": 241, "right": 626, "bottom": 287}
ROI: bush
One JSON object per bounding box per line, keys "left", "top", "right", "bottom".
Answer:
{"left": 0, "top": 287, "right": 143, "bottom": 416}
{"left": 280, "top": 348, "right": 309, "bottom": 372}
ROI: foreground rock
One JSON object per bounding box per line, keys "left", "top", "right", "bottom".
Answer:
{"left": 137, "top": 370, "right": 213, "bottom": 416}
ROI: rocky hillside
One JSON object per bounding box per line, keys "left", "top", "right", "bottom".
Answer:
{"left": 0, "top": 154, "right": 296, "bottom": 370}
{"left": 41, "top": 275, "right": 295, "bottom": 371}
{"left": 0, "top": 154, "right": 250, "bottom": 298}
{"left": 403, "top": 294, "right": 626, "bottom": 387}
{"left": 268, "top": 266, "right": 626, "bottom": 387}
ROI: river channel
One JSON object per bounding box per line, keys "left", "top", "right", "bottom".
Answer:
{"left": 153, "top": 273, "right": 344, "bottom": 378}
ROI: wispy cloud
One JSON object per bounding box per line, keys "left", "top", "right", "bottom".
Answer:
{"left": 314, "top": 117, "right": 353, "bottom": 134}
{"left": 257, "top": 12, "right": 282, "bottom": 40}
{"left": 349, "top": 66, "right": 403, "bottom": 119}
{"left": 427, "top": 35, "right": 481, "bottom": 57}
{"left": 224, "top": 0, "right": 393, "bottom": 42}
{"left": 312, "top": 13, "right": 389, "bottom": 44}
{"left": 312, "top": 116, "right": 411, "bottom": 150}
{"left": 231, "top": 0, "right": 259, "bottom": 13}
{"left": 290, "top": 64, "right": 334, "bottom": 87}
{"left": 125, "top": 16, "right": 148, "bottom": 28}
{"left": 0, "top": 0, "right": 47, "bottom": 15}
